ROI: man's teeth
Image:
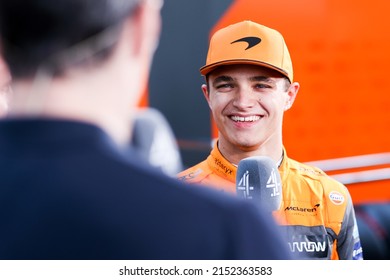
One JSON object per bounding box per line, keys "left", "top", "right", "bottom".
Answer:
{"left": 231, "top": 115, "right": 260, "bottom": 122}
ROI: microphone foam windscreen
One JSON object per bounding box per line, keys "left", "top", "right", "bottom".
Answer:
{"left": 131, "top": 108, "right": 183, "bottom": 176}
{"left": 236, "top": 156, "right": 282, "bottom": 212}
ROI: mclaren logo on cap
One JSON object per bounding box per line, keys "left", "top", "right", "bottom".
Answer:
{"left": 231, "top": 36, "right": 261, "bottom": 50}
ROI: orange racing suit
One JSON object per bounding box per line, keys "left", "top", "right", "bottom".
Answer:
{"left": 177, "top": 143, "right": 364, "bottom": 260}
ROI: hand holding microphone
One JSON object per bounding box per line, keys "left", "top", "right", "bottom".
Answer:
{"left": 236, "top": 156, "right": 282, "bottom": 213}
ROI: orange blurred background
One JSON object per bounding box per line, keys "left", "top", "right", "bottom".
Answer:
{"left": 207, "top": 0, "right": 390, "bottom": 204}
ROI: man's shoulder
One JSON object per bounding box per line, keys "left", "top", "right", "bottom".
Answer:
{"left": 176, "top": 160, "right": 211, "bottom": 184}
{"left": 284, "top": 157, "right": 352, "bottom": 226}
{"left": 287, "top": 157, "right": 347, "bottom": 191}
{"left": 288, "top": 158, "right": 326, "bottom": 177}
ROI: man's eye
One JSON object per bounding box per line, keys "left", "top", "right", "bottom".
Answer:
{"left": 255, "top": 83, "right": 271, "bottom": 89}
{"left": 216, "top": 84, "right": 233, "bottom": 89}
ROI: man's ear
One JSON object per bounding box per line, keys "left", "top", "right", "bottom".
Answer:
{"left": 124, "top": 0, "right": 161, "bottom": 59}
{"left": 284, "top": 81, "right": 300, "bottom": 111}
{"left": 201, "top": 84, "right": 212, "bottom": 109}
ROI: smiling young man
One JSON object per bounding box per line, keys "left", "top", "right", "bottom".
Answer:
{"left": 178, "top": 20, "right": 364, "bottom": 260}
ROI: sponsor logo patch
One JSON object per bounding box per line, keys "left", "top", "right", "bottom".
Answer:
{"left": 329, "top": 191, "right": 345, "bottom": 205}
{"left": 214, "top": 158, "right": 233, "bottom": 175}
{"left": 353, "top": 241, "right": 364, "bottom": 260}
{"left": 285, "top": 204, "right": 320, "bottom": 213}
{"left": 231, "top": 36, "right": 261, "bottom": 50}
{"left": 287, "top": 234, "right": 330, "bottom": 259}
{"left": 178, "top": 168, "right": 203, "bottom": 181}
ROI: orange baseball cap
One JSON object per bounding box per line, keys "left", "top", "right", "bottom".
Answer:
{"left": 200, "top": 20, "right": 293, "bottom": 82}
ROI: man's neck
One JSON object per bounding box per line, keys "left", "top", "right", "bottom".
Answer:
{"left": 217, "top": 138, "right": 284, "bottom": 166}
{"left": 8, "top": 73, "right": 134, "bottom": 146}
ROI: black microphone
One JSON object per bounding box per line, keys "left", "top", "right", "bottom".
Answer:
{"left": 236, "top": 156, "right": 282, "bottom": 212}
{"left": 131, "top": 107, "right": 183, "bottom": 176}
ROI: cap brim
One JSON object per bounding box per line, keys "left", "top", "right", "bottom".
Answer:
{"left": 200, "top": 59, "right": 291, "bottom": 82}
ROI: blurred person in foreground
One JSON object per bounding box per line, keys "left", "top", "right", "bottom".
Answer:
{"left": 178, "top": 20, "right": 363, "bottom": 260}
{"left": 0, "top": 0, "right": 291, "bottom": 260}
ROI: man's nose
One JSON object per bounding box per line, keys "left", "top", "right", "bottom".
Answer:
{"left": 232, "top": 88, "right": 257, "bottom": 109}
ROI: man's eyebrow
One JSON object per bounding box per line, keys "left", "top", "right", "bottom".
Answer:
{"left": 211, "top": 75, "right": 234, "bottom": 87}
{"left": 249, "top": 76, "right": 276, "bottom": 84}
{"left": 211, "top": 75, "right": 277, "bottom": 87}
{"left": 213, "top": 75, "right": 233, "bottom": 83}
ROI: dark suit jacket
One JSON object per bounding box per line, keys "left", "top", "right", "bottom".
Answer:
{"left": 0, "top": 119, "right": 291, "bottom": 260}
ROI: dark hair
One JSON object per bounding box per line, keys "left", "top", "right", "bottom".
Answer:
{"left": 0, "top": 0, "right": 140, "bottom": 78}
